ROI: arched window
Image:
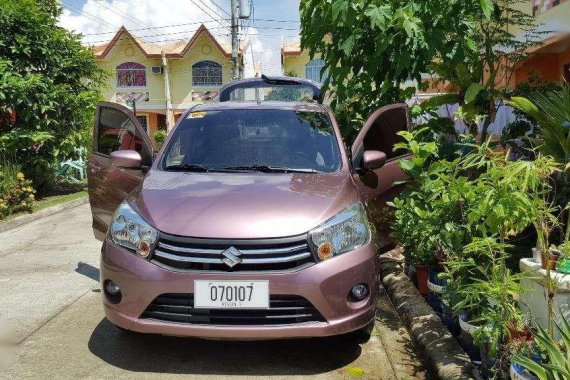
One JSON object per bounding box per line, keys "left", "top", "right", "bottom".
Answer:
{"left": 116, "top": 62, "right": 147, "bottom": 87}
{"left": 305, "top": 59, "right": 327, "bottom": 83}
{"left": 192, "top": 60, "right": 222, "bottom": 86}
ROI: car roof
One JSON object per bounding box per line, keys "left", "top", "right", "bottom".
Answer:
{"left": 190, "top": 101, "right": 327, "bottom": 113}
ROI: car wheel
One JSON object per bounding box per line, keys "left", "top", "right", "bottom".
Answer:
{"left": 342, "top": 321, "right": 375, "bottom": 344}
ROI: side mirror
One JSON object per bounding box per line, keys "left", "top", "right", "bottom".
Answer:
{"left": 110, "top": 150, "right": 142, "bottom": 169}
{"left": 362, "top": 150, "right": 386, "bottom": 171}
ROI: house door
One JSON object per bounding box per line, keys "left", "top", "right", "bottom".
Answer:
{"left": 157, "top": 114, "right": 167, "bottom": 130}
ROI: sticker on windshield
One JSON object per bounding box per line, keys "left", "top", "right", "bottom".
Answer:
{"left": 188, "top": 111, "right": 206, "bottom": 119}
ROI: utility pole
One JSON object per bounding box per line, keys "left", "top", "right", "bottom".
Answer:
{"left": 231, "top": 0, "right": 239, "bottom": 80}
{"left": 231, "top": 0, "right": 251, "bottom": 80}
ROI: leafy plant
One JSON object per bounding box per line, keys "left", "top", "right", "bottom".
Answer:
{"left": 300, "top": 0, "right": 543, "bottom": 143}
{"left": 513, "top": 314, "right": 570, "bottom": 380}
{"left": 0, "top": 0, "right": 106, "bottom": 195}
{"left": 392, "top": 128, "right": 473, "bottom": 265}
{"left": 284, "top": 70, "right": 298, "bottom": 77}
{"left": 0, "top": 167, "right": 35, "bottom": 219}
{"left": 154, "top": 130, "right": 167, "bottom": 149}
{"left": 509, "top": 85, "right": 570, "bottom": 173}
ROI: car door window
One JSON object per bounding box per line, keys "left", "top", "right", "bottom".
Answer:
{"left": 361, "top": 107, "right": 408, "bottom": 161}
{"left": 97, "top": 107, "right": 151, "bottom": 165}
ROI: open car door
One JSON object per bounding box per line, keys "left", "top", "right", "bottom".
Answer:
{"left": 351, "top": 103, "right": 411, "bottom": 250}
{"left": 87, "top": 102, "right": 154, "bottom": 241}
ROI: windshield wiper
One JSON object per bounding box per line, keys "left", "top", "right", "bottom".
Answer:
{"left": 164, "top": 163, "right": 211, "bottom": 172}
{"left": 222, "top": 165, "right": 320, "bottom": 173}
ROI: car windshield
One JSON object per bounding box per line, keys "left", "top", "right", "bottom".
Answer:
{"left": 161, "top": 109, "right": 342, "bottom": 173}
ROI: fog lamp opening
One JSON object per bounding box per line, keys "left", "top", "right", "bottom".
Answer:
{"left": 350, "top": 284, "right": 369, "bottom": 301}
{"left": 104, "top": 279, "right": 122, "bottom": 304}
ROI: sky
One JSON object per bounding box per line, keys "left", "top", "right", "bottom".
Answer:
{"left": 58, "top": 0, "right": 302, "bottom": 75}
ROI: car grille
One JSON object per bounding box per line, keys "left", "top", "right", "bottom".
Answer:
{"left": 140, "top": 294, "right": 326, "bottom": 325}
{"left": 152, "top": 233, "right": 315, "bottom": 272}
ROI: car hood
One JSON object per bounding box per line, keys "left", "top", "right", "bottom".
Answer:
{"left": 129, "top": 170, "right": 357, "bottom": 239}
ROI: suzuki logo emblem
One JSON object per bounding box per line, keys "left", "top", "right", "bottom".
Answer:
{"left": 221, "top": 246, "right": 242, "bottom": 268}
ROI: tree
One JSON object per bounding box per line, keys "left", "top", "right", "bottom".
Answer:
{"left": 429, "top": 0, "right": 544, "bottom": 142}
{"left": 0, "top": 0, "right": 106, "bottom": 193}
{"left": 300, "top": 0, "right": 542, "bottom": 143}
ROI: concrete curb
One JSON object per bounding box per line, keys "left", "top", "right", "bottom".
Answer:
{"left": 379, "top": 256, "right": 478, "bottom": 380}
{"left": 0, "top": 196, "right": 88, "bottom": 233}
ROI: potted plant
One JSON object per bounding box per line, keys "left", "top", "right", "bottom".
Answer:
{"left": 512, "top": 313, "right": 570, "bottom": 380}
{"left": 509, "top": 339, "right": 540, "bottom": 380}
{"left": 556, "top": 240, "right": 570, "bottom": 274}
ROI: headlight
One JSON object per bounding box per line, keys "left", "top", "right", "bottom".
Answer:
{"left": 110, "top": 202, "right": 158, "bottom": 259}
{"left": 309, "top": 203, "right": 371, "bottom": 261}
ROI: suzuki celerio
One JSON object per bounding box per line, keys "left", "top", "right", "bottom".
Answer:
{"left": 88, "top": 77, "right": 409, "bottom": 343}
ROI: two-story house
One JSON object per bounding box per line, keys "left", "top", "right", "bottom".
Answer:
{"left": 93, "top": 24, "right": 246, "bottom": 141}
{"left": 281, "top": 41, "right": 327, "bottom": 83}
{"left": 511, "top": 0, "right": 570, "bottom": 86}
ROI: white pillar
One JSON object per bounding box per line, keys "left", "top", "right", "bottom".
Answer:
{"left": 162, "top": 50, "right": 175, "bottom": 131}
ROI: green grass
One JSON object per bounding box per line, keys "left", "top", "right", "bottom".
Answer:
{"left": 1, "top": 190, "right": 87, "bottom": 222}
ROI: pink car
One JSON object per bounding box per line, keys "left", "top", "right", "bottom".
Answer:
{"left": 87, "top": 77, "right": 409, "bottom": 343}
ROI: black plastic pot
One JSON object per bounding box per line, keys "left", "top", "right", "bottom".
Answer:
{"left": 427, "top": 267, "right": 445, "bottom": 315}
{"left": 441, "top": 300, "right": 460, "bottom": 336}
{"left": 479, "top": 345, "right": 497, "bottom": 379}
{"left": 459, "top": 312, "right": 482, "bottom": 362}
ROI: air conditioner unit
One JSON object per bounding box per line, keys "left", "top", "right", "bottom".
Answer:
{"left": 151, "top": 66, "right": 163, "bottom": 74}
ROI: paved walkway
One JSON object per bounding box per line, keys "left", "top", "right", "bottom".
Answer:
{"left": 0, "top": 204, "right": 428, "bottom": 379}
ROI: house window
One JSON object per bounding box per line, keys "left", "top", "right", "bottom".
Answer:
{"left": 305, "top": 59, "right": 328, "bottom": 83}
{"left": 192, "top": 60, "right": 222, "bottom": 86}
{"left": 117, "top": 62, "right": 147, "bottom": 87}
{"left": 136, "top": 116, "right": 149, "bottom": 134}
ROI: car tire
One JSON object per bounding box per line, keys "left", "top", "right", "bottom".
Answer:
{"left": 342, "top": 321, "right": 375, "bottom": 344}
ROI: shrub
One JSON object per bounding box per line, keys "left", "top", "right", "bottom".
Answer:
{"left": 0, "top": 0, "right": 106, "bottom": 196}
{"left": 0, "top": 164, "right": 35, "bottom": 219}
{"left": 154, "top": 130, "right": 167, "bottom": 149}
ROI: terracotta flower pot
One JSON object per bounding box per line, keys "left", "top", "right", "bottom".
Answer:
{"left": 541, "top": 252, "right": 560, "bottom": 270}
{"left": 415, "top": 264, "right": 429, "bottom": 296}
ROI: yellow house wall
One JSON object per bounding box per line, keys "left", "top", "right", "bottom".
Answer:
{"left": 96, "top": 35, "right": 165, "bottom": 110}
{"left": 512, "top": 1, "right": 570, "bottom": 32}
{"left": 169, "top": 33, "right": 232, "bottom": 107}
{"left": 283, "top": 51, "right": 321, "bottom": 79}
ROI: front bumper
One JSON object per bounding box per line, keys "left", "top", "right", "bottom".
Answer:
{"left": 101, "top": 240, "right": 378, "bottom": 339}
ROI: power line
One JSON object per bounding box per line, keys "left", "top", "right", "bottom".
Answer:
{"left": 83, "top": 24, "right": 299, "bottom": 45}
{"left": 210, "top": 0, "right": 231, "bottom": 17}
{"left": 86, "top": 25, "right": 233, "bottom": 44}
{"left": 62, "top": 1, "right": 119, "bottom": 30}
{"left": 198, "top": 0, "right": 229, "bottom": 20}
{"left": 94, "top": 0, "right": 150, "bottom": 29}
{"left": 83, "top": 21, "right": 299, "bottom": 38}
{"left": 81, "top": 20, "right": 221, "bottom": 36}
{"left": 189, "top": 0, "right": 231, "bottom": 31}
{"left": 253, "top": 18, "right": 300, "bottom": 23}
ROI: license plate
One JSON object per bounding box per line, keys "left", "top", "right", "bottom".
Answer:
{"left": 194, "top": 280, "right": 269, "bottom": 309}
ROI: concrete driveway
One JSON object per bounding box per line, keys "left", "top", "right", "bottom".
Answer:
{"left": 0, "top": 204, "right": 427, "bottom": 379}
